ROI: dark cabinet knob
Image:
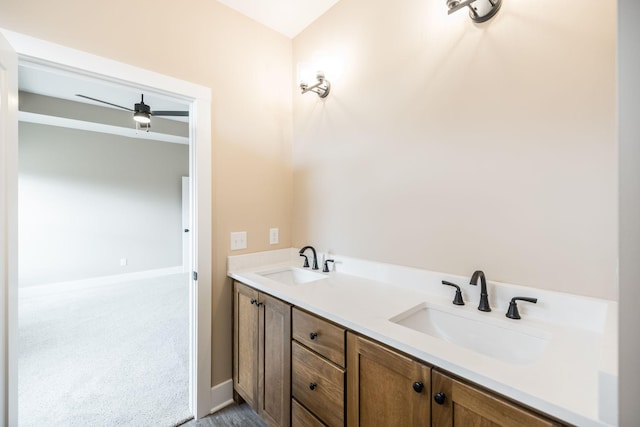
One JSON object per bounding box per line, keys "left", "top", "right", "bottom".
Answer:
{"left": 309, "top": 382, "right": 317, "bottom": 391}
{"left": 184, "top": 228, "right": 190, "bottom": 232}
{"left": 412, "top": 381, "right": 424, "bottom": 393}
{"left": 250, "top": 299, "right": 257, "bottom": 305}
{"left": 309, "top": 332, "right": 318, "bottom": 340}
{"left": 434, "top": 392, "right": 446, "bottom": 405}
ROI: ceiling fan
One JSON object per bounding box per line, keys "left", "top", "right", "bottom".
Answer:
{"left": 75, "top": 93, "right": 189, "bottom": 131}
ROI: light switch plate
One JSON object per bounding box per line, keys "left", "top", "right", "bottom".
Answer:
{"left": 269, "top": 228, "right": 279, "bottom": 245}
{"left": 230, "top": 231, "right": 247, "bottom": 250}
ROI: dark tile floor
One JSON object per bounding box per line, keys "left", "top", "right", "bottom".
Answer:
{"left": 177, "top": 403, "right": 266, "bottom": 427}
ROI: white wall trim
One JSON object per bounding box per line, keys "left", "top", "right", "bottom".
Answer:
{"left": 209, "top": 379, "right": 234, "bottom": 414}
{"left": 0, "top": 27, "right": 213, "bottom": 420}
{"left": 0, "top": 29, "right": 19, "bottom": 427}
{"left": 19, "top": 266, "right": 184, "bottom": 295}
{"left": 18, "top": 111, "right": 189, "bottom": 145}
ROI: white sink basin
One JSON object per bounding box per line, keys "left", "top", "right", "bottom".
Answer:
{"left": 390, "top": 303, "right": 550, "bottom": 365}
{"left": 258, "top": 267, "right": 327, "bottom": 286}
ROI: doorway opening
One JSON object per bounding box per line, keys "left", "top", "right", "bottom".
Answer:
{"left": 17, "top": 64, "right": 193, "bottom": 424}
{"left": 1, "top": 29, "right": 214, "bottom": 424}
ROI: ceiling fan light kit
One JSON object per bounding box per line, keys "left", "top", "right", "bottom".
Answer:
{"left": 135, "top": 121, "right": 151, "bottom": 132}
{"left": 133, "top": 97, "right": 152, "bottom": 124}
{"left": 133, "top": 111, "right": 151, "bottom": 124}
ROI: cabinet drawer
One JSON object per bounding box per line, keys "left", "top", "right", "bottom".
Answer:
{"left": 293, "top": 308, "right": 346, "bottom": 367}
{"left": 292, "top": 342, "right": 345, "bottom": 427}
{"left": 292, "top": 398, "right": 326, "bottom": 427}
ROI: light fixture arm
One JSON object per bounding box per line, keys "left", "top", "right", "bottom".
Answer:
{"left": 447, "top": 0, "right": 476, "bottom": 15}
{"left": 300, "top": 72, "right": 331, "bottom": 98}
{"left": 447, "top": 0, "right": 501, "bottom": 23}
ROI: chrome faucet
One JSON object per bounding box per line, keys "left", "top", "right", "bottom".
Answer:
{"left": 299, "top": 246, "right": 319, "bottom": 270}
{"left": 469, "top": 270, "right": 491, "bottom": 312}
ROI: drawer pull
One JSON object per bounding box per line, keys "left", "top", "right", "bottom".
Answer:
{"left": 309, "top": 382, "right": 317, "bottom": 391}
{"left": 412, "top": 381, "right": 424, "bottom": 393}
{"left": 309, "top": 332, "right": 318, "bottom": 340}
{"left": 434, "top": 392, "right": 446, "bottom": 404}
{"left": 250, "top": 299, "right": 257, "bottom": 305}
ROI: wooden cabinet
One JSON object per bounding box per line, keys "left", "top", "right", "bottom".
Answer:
{"left": 233, "top": 281, "right": 565, "bottom": 427}
{"left": 233, "top": 281, "right": 291, "bottom": 427}
{"left": 292, "top": 308, "right": 346, "bottom": 427}
{"left": 347, "top": 332, "right": 431, "bottom": 426}
{"left": 233, "top": 282, "right": 259, "bottom": 408}
{"left": 431, "top": 370, "right": 561, "bottom": 427}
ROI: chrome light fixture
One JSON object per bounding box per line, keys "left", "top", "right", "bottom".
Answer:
{"left": 447, "top": 0, "right": 502, "bottom": 23}
{"left": 300, "top": 72, "right": 330, "bottom": 98}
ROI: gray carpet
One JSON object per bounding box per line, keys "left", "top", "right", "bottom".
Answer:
{"left": 19, "top": 273, "right": 191, "bottom": 427}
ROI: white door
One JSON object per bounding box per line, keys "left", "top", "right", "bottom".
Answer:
{"left": 181, "top": 176, "right": 191, "bottom": 273}
{"left": 0, "top": 31, "right": 19, "bottom": 426}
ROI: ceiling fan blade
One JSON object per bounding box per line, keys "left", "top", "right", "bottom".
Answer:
{"left": 76, "top": 94, "right": 133, "bottom": 111}
{"left": 151, "top": 110, "right": 189, "bottom": 117}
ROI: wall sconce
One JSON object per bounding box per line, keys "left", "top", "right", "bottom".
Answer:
{"left": 446, "top": 0, "right": 501, "bottom": 23}
{"left": 300, "top": 72, "right": 331, "bottom": 98}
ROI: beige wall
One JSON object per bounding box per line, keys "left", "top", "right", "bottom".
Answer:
{"left": 0, "top": 0, "right": 293, "bottom": 386}
{"left": 292, "top": 0, "right": 617, "bottom": 300}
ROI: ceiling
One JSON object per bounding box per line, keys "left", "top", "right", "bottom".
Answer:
{"left": 216, "top": 0, "right": 341, "bottom": 38}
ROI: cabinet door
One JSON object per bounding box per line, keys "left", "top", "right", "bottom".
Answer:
{"left": 259, "top": 292, "right": 292, "bottom": 427}
{"left": 233, "top": 281, "right": 260, "bottom": 409}
{"left": 431, "top": 371, "right": 560, "bottom": 427}
{"left": 347, "top": 333, "right": 431, "bottom": 426}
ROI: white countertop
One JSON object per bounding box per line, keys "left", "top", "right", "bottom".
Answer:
{"left": 228, "top": 249, "right": 618, "bottom": 427}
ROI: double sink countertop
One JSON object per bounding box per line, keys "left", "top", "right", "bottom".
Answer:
{"left": 227, "top": 248, "right": 618, "bottom": 427}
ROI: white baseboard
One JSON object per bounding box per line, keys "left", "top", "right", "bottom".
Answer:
{"left": 209, "top": 379, "right": 234, "bottom": 415}
{"left": 19, "top": 266, "right": 184, "bottom": 296}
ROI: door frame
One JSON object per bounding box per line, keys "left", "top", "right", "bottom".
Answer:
{"left": 0, "top": 29, "right": 19, "bottom": 427}
{"left": 0, "top": 28, "right": 213, "bottom": 420}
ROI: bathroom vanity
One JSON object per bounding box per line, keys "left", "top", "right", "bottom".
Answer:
{"left": 229, "top": 249, "right": 617, "bottom": 427}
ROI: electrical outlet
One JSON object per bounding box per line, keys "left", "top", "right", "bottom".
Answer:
{"left": 269, "top": 228, "right": 279, "bottom": 245}
{"left": 120, "top": 258, "right": 127, "bottom": 266}
{"left": 230, "top": 231, "right": 247, "bottom": 250}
